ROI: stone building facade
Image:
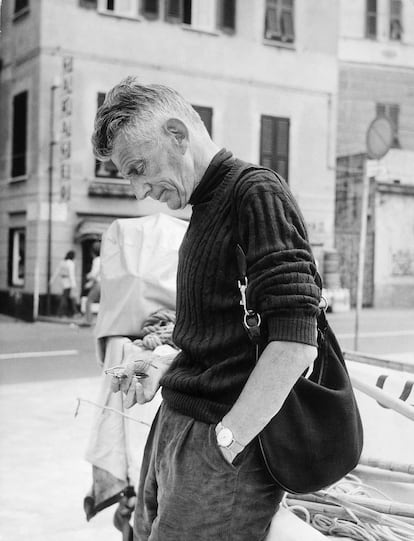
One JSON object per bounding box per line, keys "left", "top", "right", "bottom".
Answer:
{"left": 336, "top": 0, "right": 414, "bottom": 306}
{"left": 0, "top": 0, "right": 339, "bottom": 319}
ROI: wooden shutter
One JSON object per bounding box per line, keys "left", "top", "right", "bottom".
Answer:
{"left": 193, "top": 105, "right": 213, "bottom": 136}
{"left": 79, "top": 0, "right": 98, "bottom": 8}
{"left": 260, "top": 116, "right": 275, "bottom": 169}
{"left": 390, "top": 0, "right": 402, "bottom": 40}
{"left": 220, "top": 0, "right": 236, "bottom": 31}
{"left": 166, "top": 0, "right": 182, "bottom": 21}
{"left": 14, "top": 0, "right": 29, "bottom": 13}
{"left": 12, "top": 91, "right": 28, "bottom": 178}
{"left": 366, "top": 0, "right": 377, "bottom": 38}
{"left": 265, "top": 0, "right": 281, "bottom": 40}
{"left": 260, "top": 116, "right": 290, "bottom": 182}
{"left": 142, "top": 0, "right": 159, "bottom": 16}
{"left": 376, "top": 103, "right": 400, "bottom": 147}
{"left": 274, "top": 118, "right": 289, "bottom": 180}
{"left": 281, "top": 0, "right": 294, "bottom": 42}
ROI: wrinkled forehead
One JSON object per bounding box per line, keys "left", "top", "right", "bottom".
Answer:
{"left": 111, "top": 129, "right": 157, "bottom": 171}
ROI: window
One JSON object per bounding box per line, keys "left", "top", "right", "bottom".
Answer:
{"left": 264, "top": 0, "right": 294, "bottom": 44}
{"left": 366, "top": 0, "right": 377, "bottom": 39}
{"left": 165, "top": 0, "right": 191, "bottom": 23}
{"left": 141, "top": 0, "right": 159, "bottom": 17}
{"left": 97, "top": 0, "right": 138, "bottom": 17}
{"left": 260, "top": 116, "right": 290, "bottom": 182}
{"left": 376, "top": 103, "right": 400, "bottom": 148}
{"left": 166, "top": 0, "right": 235, "bottom": 32}
{"left": 11, "top": 91, "right": 28, "bottom": 178}
{"left": 8, "top": 228, "right": 26, "bottom": 287}
{"left": 218, "top": 0, "right": 236, "bottom": 32}
{"left": 390, "top": 0, "right": 402, "bottom": 40}
{"left": 79, "top": 0, "right": 98, "bottom": 8}
{"left": 192, "top": 105, "right": 213, "bottom": 136}
{"left": 95, "top": 93, "right": 123, "bottom": 179}
{"left": 14, "top": 0, "right": 29, "bottom": 15}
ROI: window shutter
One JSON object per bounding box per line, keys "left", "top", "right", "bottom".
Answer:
{"left": 366, "top": 0, "right": 377, "bottom": 38}
{"left": 281, "top": 8, "right": 294, "bottom": 42}
{"left": 79, "top": 0, "right": 98, "bottom": 8}
{"left": 265, "top": 4, "right": 280, "bottom": 40}
{"left": 14, "top": 0, "right": 29, "bottom": 13}
{"left": 192, "top": 105, "right": 213, "bottom": 136}
{"left": 376, "top": 103, "right": 386, "bottom": 117}
{"left": 389, "top": 104, "right": 400, "bottom": 147}
{"left": 390, "top": 0, "right": 402, "bottom": 40}
{"left": 183, "top": 0, "right": 192, "bottom": 24}
{"left": 221, "top": 0, "right": 236, "bottom": 31}
{"left": 376, "top": 102, "right": 400, "bottom": 148}
{"left": 12, "top": 91, "right": 28, "bottom": 178}
{"left": 260, "top": 116, "right": 290, "bottom": 182}
{"left": 275, "top": 118, "right": 289, "bottom": 181}
{"left": 260, "top": 116, "right": 275, "bottom": 170}
{"left": 166, "top": 0, "right": 182, "bottom": 20}
{"left": 142, "top": 0, "right": 158, "bottom": 15}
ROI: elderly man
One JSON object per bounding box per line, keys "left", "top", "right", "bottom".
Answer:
{"left": 92, "top": 77, "right": 320, "bottom": 541}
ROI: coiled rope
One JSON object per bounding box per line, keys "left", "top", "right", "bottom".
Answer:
{"left": 133, "top": 309, "right": 177, "bottom": 350}
{"left": 283, "top": 475, "right": 414, "bottom": 541}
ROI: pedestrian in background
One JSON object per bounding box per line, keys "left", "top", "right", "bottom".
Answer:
{"left": 92, "top": 77, "right": 320, "bottom": 541}
{"left": 50, "top": 250, "right": 78, "bottom": 318}
{"left": 81, "top": 241, "right": 101, "bottom": 326}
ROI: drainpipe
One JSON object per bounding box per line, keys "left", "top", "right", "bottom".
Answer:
{"left": 46, "top": 79, "right": 60, "bottom": 315}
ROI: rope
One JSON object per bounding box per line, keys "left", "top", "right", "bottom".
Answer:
{"left": 282, "top": 476, "right": 414, "bottom": 541}
{"left": 133, "top": 309, "right": 178, "bottom": 351}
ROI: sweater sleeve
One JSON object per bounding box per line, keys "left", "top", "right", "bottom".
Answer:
{"left": 235, "top": 172, "right": 321, "bottom": 347}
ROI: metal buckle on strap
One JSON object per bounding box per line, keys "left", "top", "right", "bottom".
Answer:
{"left": 238, "top": 276, "right": 261, "bottom": 343}
{"left": 319, "top": 296, "right": 329, "bottom": 312}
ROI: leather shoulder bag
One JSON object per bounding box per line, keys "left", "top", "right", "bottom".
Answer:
{"left": 231, "top": 163, "right": 363, "bottom": 494}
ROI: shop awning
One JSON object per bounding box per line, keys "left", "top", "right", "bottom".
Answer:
{"left": 75, "top": 217, "right": 116, "bottom": 241}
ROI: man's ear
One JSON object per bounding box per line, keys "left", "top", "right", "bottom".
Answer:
{"left": 164, "top": 118, "right": 189, "bottom": 152}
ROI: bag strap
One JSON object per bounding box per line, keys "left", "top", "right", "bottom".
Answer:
{"left": 230, "top": 163, "right": 327, "bottom": 355}
{"left": 229, "top": 161, "right": 264, "bottom": 352}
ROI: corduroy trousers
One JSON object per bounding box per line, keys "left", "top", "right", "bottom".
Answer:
{"left": 133, "top": 402, "right": 284, "bottom": 541}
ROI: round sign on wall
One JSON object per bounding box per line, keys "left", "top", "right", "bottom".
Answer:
{"left": 366, "top": 116, "right": 394, "bottom": 159}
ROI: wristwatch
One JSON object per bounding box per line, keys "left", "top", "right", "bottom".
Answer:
{"left": 215, "top": 422, "right": 245, "bottom": 454}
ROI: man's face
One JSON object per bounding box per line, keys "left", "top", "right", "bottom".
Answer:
{"left": 111, "top": 126, "right": 194, "bottom": 210}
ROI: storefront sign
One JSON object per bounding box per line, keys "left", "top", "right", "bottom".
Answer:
{"left": 59, "top": 56, "right": 73, "bottom": 202}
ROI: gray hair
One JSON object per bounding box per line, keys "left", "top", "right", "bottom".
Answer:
{"left": 92, "top": 76, "right": 205, "bottom": 160}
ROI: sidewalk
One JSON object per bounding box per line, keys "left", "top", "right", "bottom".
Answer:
{"left": 1, "top": 308, "right": 414, "bottom": 540}
{"left": 0, "top": 375, "right": 123, "bottom": 541}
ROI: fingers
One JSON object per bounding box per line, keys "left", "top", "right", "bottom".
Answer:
{"left": 110, "top": 376, "right": 121, "bottom": 393}
{"left": 124, "top": 380, "right": 137, "bottom": 408}
{"left": 134, "top": 381, "right": 147, "bottom": 405}
{"left": 119, "top": 361, "right": 137, "bottom": 393}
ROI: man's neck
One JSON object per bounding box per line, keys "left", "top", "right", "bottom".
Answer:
{"left": 192, "top": 141, "right": 221, "bottom": 191}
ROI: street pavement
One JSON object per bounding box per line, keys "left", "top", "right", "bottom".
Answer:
{"left": 0, "top": 308, "right": 414, "bottom": 541}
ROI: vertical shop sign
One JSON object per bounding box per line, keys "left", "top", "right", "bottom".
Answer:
{"left": 59, "top": 56, "right": 73, "bottom": 201}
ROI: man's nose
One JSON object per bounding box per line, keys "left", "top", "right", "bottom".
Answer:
{"left": 132, "top": 182, "right": 150, "bottom": 200}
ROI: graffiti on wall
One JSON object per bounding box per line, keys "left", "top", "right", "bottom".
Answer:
{"left": 59, "top": 56, "right": 73, "bottom": 202}
{"left": 392, "top": 250, "right": 414, "bottom": 276}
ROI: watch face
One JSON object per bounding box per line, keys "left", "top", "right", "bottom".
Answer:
{"left": 217, "top": 427, "right": 233, "bottom": 448}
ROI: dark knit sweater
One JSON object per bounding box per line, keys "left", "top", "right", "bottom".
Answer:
{"left": 160, "top": 149, "right": 321, "bottom": 423}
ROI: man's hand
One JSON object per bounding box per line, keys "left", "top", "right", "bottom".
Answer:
{"left": 109, "top": 346, "right": 175, "bottom": 408}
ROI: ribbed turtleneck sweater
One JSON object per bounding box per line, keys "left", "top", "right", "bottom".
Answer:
{"left": 160, "top": 149, "right": 321, "bottom": 424}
